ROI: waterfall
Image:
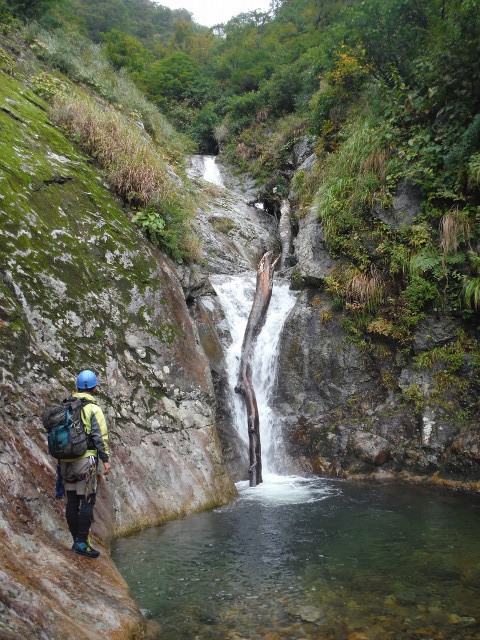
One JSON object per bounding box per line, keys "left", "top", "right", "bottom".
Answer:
{"left": 187, "top": 155, "right": 224, "bottom": 187}
{"left": 210, "top": 274, "right": 296, "bottom": 474}
{"left": 202, "top": 156, "right": 224, "bottom": 187}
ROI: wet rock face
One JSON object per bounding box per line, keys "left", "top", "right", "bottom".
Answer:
{"left": 276, "top": 288, "right": 480, "bottom": 481}
{"left": 276, "top": 291, "right": 381, "bottom": 418}
{"left": 189, "top": 296, "right": 249, "bottom": 481}
{"left": 0, "top": 68, "right": 236, "bottom": 639}
{"left": 372, "top": 179, "right": 423, "bottom": 230}
{"left": 351, "top": 432, "right": 391, "bottom": 466}
{"left": 293, "top": 207, "right": 337, "bottom": 286}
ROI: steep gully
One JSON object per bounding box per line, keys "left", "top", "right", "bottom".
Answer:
{"left": 189, "top": 155, "right": 298, "bottom": 483}
{"left": 113, "top": 158, "right": 480, "bottom": 639}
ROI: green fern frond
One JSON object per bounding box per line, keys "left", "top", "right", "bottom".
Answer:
{"left": 409, "top": 249, "right": 442, "bottom": 276}
{"left": 464, "top": 277, "right": 480, "bottom": 309}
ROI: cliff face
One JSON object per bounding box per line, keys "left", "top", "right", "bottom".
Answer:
{"left": 0, "top": 61, "right": 236, "bottom": 638}
{"left": 275, "top": 151, "right": 480, "bottom": 488}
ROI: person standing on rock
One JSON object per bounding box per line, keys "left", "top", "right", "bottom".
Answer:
{"left": 60, "top": 369, "right": 111, "bottom": 559}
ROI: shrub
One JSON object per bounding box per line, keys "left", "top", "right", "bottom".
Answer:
{"left": 467, "top": 153, "right": 480, "bottom": 189}
{"left": 401, "top": 275, "right": 437, "bottom": 315}
{"left": 445, "top": 114, "right": 480, "bottom": 171}
{"left": 133, "top": 194, "right": 195, "bottom": 261}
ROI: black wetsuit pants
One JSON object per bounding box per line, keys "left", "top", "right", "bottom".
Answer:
{"left": 65, "top": 491, "right": 96, "bottom": 542}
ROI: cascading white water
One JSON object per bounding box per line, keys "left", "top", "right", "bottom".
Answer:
{"left": 210, "top": 274, "right": 297, "bottom": 474}
{"left": 187, "top": 155, "right": 224, "bottom": 187}
{"left": 202, "top": 156, "right": 224, "bottom": 187}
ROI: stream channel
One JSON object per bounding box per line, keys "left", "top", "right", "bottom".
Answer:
{"left": 112, "top": 157, "right": 480, "bottom": 640}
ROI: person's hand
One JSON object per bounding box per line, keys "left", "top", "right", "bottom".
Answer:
{"left": 103, "top": 461, "right": 112, "bottom": 476}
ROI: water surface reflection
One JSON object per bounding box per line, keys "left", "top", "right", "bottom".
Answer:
{"left": 112, "top": 476, "right": 480, "bottom": 639}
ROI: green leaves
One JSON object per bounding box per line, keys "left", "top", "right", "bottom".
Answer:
{"left": 464, "top": 277, "right": 480, "bottom": 310}
{"left": 133, "top": 207, "right": 165, "bottom": 244}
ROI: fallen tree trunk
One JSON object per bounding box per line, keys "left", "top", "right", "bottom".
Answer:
{"left": 235, "top": 251, "right": 280, "bottom": 486}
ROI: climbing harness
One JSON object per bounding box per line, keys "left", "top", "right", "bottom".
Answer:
{"left": 84, "top": 455, "right": 98, "bottom": 500}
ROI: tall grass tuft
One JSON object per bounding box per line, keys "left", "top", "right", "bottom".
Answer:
{"left": 51, "top": 92, "right": 196, "bottom": 260}
{"left": 439, "top": 208, "right": 471, "bottom": 257}
{"left": 313, "top": 114, "right": 390, "bottom": 246}
{"left": 464, "top": 251, "right": 480, "bottom": 310}
{"left": 345, "top": 266, "right": 385, "bottom": 309}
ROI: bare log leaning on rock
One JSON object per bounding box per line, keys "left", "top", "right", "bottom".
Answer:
{"left": 235, "top": 251, "right": 280, "bottom": 487}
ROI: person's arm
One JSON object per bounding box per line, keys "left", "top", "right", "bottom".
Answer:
{"left": 89, "top": 406, "right": 110, "bottom": 464}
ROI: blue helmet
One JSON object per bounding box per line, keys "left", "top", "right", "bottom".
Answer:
{"left": 76, "top": 369, "right": 98, "bottom": 390}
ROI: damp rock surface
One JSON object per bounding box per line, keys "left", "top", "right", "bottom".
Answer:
{"left": 0, "top": 59, "right": 236, "bottom": 639}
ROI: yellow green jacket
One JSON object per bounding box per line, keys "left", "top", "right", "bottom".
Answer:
{"left": 62, "top": 392, "right": 110, "bottom": 462}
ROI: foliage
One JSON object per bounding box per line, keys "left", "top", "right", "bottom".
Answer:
{"left": 0, "top": 0, "right": 17, "bottom": 32}
{"left": 102, "top": 29, "right": 153, "bottom": 75}
{"left": 313, "top": 112, "right": 390, "bottom": 260}
{"left": 132, "top": 193, "right": 196, "bottom": 260}
{"left": 464, "top": 251, "right": 480, "bottom": 310}
{"left": 25, "top": 24, "right": 191, "bottom": 161}
{"left": 6, "top": 0, "right": 64, "bottom": 19}
{"left": 188, "top": 103, "right": 220, "bottom": 154}
{"left": 31, "top": 71, "right": 68, "bottom": 98}
{"left": 142, "top": 51, "right": 199, "bottom": 107}
{"left": 50, "top": 90, "right": 196, "bottom": 259}
{"left": 0, "top": 44, "right": 14, "bottom": 73}
{"left": 67, "top": 0, "right": 198, "bottom": 45}
{"left": 412, "top": 332, "right": 480, "bottom": 417}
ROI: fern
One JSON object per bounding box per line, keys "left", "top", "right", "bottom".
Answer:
{"left": 409, "top": 248, "right": 442, "bottom": 276}
{"left": 468, "top": 153, "right": 480, "bottom": 188}
{"left": 446, "top": 114, "right": 480, "bottom": 169}
{"left": 464, "top": 277, "right": 480, "bottom": 309}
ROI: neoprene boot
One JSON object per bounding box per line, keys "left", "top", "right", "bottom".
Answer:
{"left": 72, "top": 539, "right": 100, "bottom": 558}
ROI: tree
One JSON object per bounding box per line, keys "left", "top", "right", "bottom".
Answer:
{"left": 142, "top": 51, "right": 199, "bottom": 106}
{"left": 6, "top": 0, "right": 64, "bottom": 19}
{"left": 103, "top": 29, "right": 152, "bottom": 73}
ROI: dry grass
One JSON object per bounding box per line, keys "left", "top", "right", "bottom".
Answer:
{"left": 344, "top": 266, "right": 385, "bottom": 309}
{"left": 326, "top": 264, "right": 385, "bottom": 310}
{"left": 235, "top": 142, "right": 254, "bottom": 161}
{"left": 439, "top": 208, "right": 471, "bottom": 257}
{"left": 51, "top": 93, "right": 173, "bottom": 206}
{"left": 361, "top": 148, "right": 387, "bottom": 184}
